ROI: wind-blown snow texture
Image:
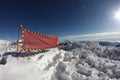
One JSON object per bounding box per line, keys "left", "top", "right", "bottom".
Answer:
{"left": 0, "top": 40, "right": 120, "bottom": 80}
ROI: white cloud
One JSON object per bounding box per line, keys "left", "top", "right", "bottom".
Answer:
{"left": 61, "top": 32, "right": 120, "bottom": 42}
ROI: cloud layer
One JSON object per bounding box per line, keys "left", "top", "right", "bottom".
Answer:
{"left": 61, "top": 32, "right": 120, "bottom": 42}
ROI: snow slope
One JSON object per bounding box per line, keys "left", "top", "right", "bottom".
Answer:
{"left": 0, "top": 40, "right": 120, "bottom": 80}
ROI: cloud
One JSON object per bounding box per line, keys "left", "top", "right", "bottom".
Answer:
{"left": 61, "top": 32, "right": 120, "bottom": 42}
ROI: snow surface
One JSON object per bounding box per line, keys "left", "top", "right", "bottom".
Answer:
{"left": 0, "top": 40, "right": 120, "bottom": 80}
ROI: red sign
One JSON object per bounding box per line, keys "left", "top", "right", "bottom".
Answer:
{"left": 22, "top": 29, "right": 58, "bottom": 51}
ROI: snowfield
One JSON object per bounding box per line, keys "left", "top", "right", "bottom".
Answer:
{"left": 0, "top": 40, "right": 120, "bottom": 80}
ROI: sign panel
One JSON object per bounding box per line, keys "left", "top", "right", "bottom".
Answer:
{"left": 22, "top": 29, "right": 58, "bottom": 51}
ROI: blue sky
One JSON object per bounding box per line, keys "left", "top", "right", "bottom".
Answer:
{"left": 0, "top": 0, "right": 120, "bottom": 41}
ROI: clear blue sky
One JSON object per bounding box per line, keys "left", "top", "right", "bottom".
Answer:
{"left": 0, "top": 0, "right": 120, "bottom": 40}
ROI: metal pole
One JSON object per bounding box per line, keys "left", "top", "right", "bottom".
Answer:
{"left": 16, "top": 25, "right": 21, "bottom": 60}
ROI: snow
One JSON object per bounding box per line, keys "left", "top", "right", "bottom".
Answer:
{"left": 0, "top": 40, "right": 120, "bottom": 80}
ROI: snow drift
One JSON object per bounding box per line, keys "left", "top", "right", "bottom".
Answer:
{"left": 0, "top": 40, "right": 120, "bottom": 80}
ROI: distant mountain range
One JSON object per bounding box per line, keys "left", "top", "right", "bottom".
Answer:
{"left": 99, "top": 41, "right": 120, "bottom": 47}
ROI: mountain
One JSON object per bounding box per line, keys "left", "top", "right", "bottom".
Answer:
{"left": 0, "top": 40, "right": 120, "bottom": 80}
{"left": 99, "top": 41, "right": 120, "bottom": 46}
{"left": 116, "top": 44, "right": 120, "bottom": 47}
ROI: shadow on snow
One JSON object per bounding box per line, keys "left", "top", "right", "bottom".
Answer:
{"left": 2, "top": 50, "right": 49, "bottom": 57}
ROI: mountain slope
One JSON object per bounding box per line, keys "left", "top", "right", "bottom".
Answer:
{"left": 0, "top": 40, "right": 120, "bottom": 80}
